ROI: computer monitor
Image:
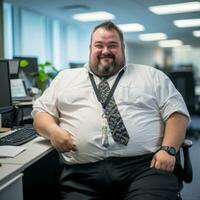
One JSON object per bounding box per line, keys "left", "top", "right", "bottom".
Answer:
{"left": 7, "top": 59, "right": 20, "bottom": 79}
{"left": 13, "top": 56, "right": 39, "bottom": 76}
{"left": 0, "top": 60, "right": 13, "bottom": 114}
{"left": 13, "top": 56, "right": 39, "bottom": 87}
{"left": 69, "top": 62, "right": 84, "bottom": 69}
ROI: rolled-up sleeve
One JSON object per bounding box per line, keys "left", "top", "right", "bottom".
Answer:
{"left": 154, "top": 70, "right": 191, "bottom": 123}
{"left": 31, "top": 74, "right": 61, "bottom": 119}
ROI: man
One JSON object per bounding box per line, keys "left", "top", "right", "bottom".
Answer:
{"left": 32, "top": 21, "right": 190, "bottom": 200}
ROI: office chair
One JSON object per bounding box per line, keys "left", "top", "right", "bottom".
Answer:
{"left": 168, "top": 70, "right": 200, "bottom": 138}
{"left": 168, "top": 70, "right": 197, "bottom": 113}
{"left": 176, "top": 138, "right": 193, "bottom": 200}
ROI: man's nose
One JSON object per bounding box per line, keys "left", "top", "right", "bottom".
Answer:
{"left": 102, "top": 46, "right": 111, "bottom": 54}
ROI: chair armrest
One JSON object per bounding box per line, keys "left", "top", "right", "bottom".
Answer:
{"left": 181, "top": 139, "right": 193, "bottom": 183}
{"left": 182, "top": 139, "right": 193, "bottom": 148}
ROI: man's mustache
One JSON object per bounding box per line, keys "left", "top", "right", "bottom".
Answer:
{"left": 98, "top": 54, "right": 115, "bottom": 59}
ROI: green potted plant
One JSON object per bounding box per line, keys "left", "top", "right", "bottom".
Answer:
{"left": 36, "top": 61, "right": 58, "bottom": 92}
{"left": 19, "top": 59, "right": 58, "bottom": 92}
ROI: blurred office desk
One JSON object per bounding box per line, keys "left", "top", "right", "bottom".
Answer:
{"left": 0, "top": 164, "right": 23, "bottom": 200}
{"left": 195, "top": 85, "right": 200, "bottom": 97}
{"left": 188, "top": 115, "right": 200, "bottom": 139}
{"left": 195, "top": 85, "right": 200, "bottom": 108}
{"left": 13, "top": 101, "right": 34, "bottom": 125}
{"left": 0, "top": 137, "right": 60, "bottom": 200}
{"left": 0, "top": 136, "right": 53, "bottom": 165}
{"left": 14, "top": 101, "right": 33, "bottom": 107}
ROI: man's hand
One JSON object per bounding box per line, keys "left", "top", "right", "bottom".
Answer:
{"left": 33, "top": 112, "right": 77, "bottom": 153}
{"left": 150, "top": 150, "right": 176, "bottom": 172}
{"left": 49, "top": 128, "right": 77, "bottom": 153}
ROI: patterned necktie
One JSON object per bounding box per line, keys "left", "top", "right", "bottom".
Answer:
{"left": 98, "top": 79, "right": 129, "bottom": 145}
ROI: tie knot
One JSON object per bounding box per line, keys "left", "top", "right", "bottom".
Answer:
{"left": 101, "top": 77, "right": 107, "bottom": 80}
{"left": 100, "top": 77, "right": 107, "bottom": 83}
{"left": 98, "top": 79, "right": 109, "bottom": 90}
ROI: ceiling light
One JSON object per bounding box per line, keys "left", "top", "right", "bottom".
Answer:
{"left": 149, "top": 1, "right": 200, "bottom": 15}
{"left": 73, "top": 11, "right": 115, "bottom": 22}
{"left": 117, "top": 23, "right": 144, "bottom": 32}
{"left": 174, "top": 18, "right": 200, "bottom": 28}
{"left": 139, "top": 33, "right": 167, "bottom": 41}
{"left": 174, "top": 45, "right": 192, "bottom": 51}
{"left": 193, "top": 30, "right": 200, "bottom": 37}
{"left": 158, "top": 40, "right": 183, "bottom": 48}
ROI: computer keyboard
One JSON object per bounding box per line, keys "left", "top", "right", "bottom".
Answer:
{"left": 0, "top": 127, "right": 38, "bottom": 146}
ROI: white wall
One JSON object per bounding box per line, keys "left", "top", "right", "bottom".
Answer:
{"left": 65, "top": 25, "right": 91, "bottom": 66}
{"left": 3, "top": 2, "right": 13, "bottom": 59}
{"left": 21, "top": 9, "right": 46, "bottom": 62}
{"left": 78, "top": 28, "right": 91, "bottom": 63}
{"left": 172, "top": 47, "right": 200, "bottom": 77}
{"left": 126, "top": 42, "right": 164, "bottom": 67}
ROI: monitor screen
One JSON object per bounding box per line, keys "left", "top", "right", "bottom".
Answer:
{"left": 69, "top": 62, "right": 84, "bottom": 69}
{"left": 8, "top": 59, "right": 19, "bottom": 78}
{"left": 13, "top": 56, "right": 39, "bottom": 75}
{"left": 0, "top": 60, "right": 13, "bottom": 114}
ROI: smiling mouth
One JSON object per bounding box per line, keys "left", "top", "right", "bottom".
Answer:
{"left": 99, "top": 58, "right": 114, "bottom": 65}
{"left": 100, "top": 57, "right": 113, "bottom": 61}
{"left": 98, "top": 54, "right": 115, "bottom": 60}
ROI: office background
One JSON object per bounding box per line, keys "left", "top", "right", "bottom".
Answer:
{"left": 0, "top": 0, "right": 200, "bottom": 74}
{"left": 0, "top": 0, "right": 200, "bottom": 199}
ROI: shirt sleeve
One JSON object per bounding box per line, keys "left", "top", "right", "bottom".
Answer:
{"left": 154, "top": 70, "right": 191, "bottom": 123}
{"left": 31, "top": 72, "right": 62, "bottom": 119}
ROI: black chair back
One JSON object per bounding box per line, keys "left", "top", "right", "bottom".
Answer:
{"left": 168, "top": 70, "right": 196, "bottom": 112}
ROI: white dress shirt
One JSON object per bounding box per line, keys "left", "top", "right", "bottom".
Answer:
{"left": 32, "top": 64, "right": 190, "bottom": 164}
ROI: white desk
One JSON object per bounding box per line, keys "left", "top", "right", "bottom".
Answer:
{"left": 0, "top": 136, "right": 54, "bottom": 200}
{"left": 0, "top": 163, "right": 22, "bottom": 187}
{"left": 0, "top": 136, "right": 53, "bottom": 166}
{"left": 0, "top": 165, "right": 23, "bottom": 200}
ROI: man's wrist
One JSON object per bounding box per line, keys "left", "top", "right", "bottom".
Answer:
{"left": 159, "top": 146, "right": 177, "bottom": 156}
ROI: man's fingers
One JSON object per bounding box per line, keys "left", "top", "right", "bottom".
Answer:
{"left": 150, "top": 157, "right": 156, "bottom": 168}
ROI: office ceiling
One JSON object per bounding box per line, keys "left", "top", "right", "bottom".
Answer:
{"left": 5, "top": 0, "right": 200, "bottom": 47}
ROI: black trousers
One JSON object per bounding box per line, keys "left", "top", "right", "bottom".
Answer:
{"left": 59, "top": 154, "right": 179, "bottom": 200}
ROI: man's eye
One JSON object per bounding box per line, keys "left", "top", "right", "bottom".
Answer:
{"left": 109, "top": 44, "right": 118, "bottom": 49}
{"left": 95, "top": 45, "right": 103, "bottom": 49}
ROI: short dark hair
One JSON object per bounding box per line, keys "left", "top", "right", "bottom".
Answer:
{"left": 90, "top": 21, "right": 124, "bottom": 45}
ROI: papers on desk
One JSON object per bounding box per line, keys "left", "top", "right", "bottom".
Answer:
{"left": 0, "top": 146, "right": 26, "bottom": 158}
